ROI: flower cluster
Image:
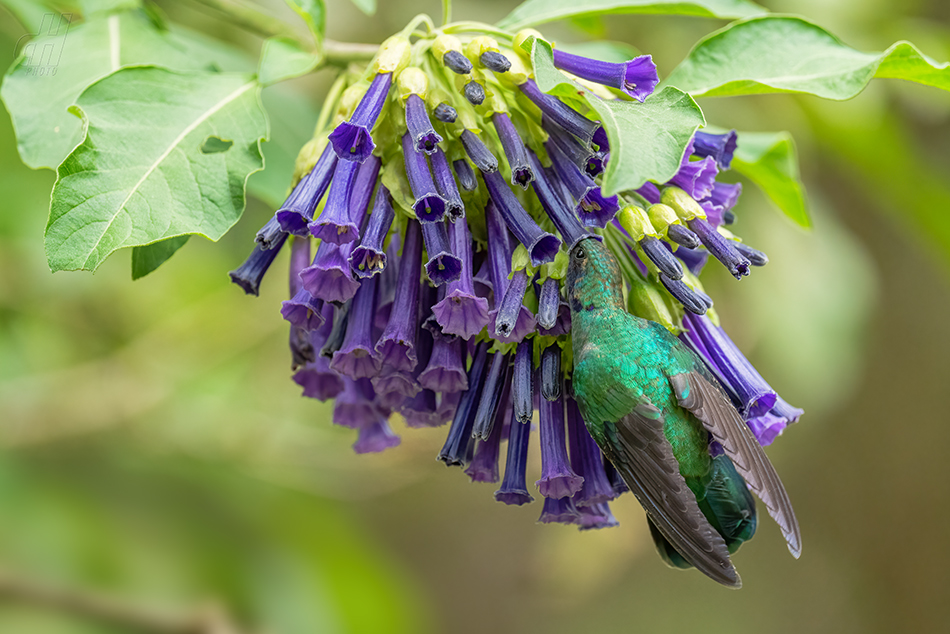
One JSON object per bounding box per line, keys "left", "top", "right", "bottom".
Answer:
{"left": 229, "top": 21, "right": 801, "bottom": 528}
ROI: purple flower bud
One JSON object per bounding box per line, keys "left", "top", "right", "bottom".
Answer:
{"left": 421, "top": 221, "right": 463, "bottom": 286}
{"left": 309, "top": 159, "right": 361, "bottom": 244}
{"left": 329, "top": 72, "right": 392, "bottom": 162}
{"left": 375, "top": 222, "right": 423, "bottom": 372}
{"left": 687, "top": 217, "right": 750, "bottom": 279}
{"left": 659, "top": 273, "right": 709, "bottom": 315}
{"left": 536, "top": 278, "right": 561, "bottom": 331}
{"left": 668, "top": 141, "right": 719, "bottom": 200}
{"left": 566, "top": 395, "right": 616, "bottom": 506}
{"left": 353, "top": 416, "right": 401, "bottom": 454}
{"left": 256, "top": 216, "right": 284, "bottom": 250}
{"left": 493, "top": 113, "right": 534, "bottom": 188}
{"left": 485, "top": 201, "right": 537, "bottom": 342}
{"left": 229, "top": 233, "right": 287, "bottom": 296}
{"left": 667, "top": 224, "right": 701, "bottom": 249}
{"left": 640, "top": 236, "right": 683, "bottom": 280}
{"left": 299, "top": 241, "right": 360, "bottom": 304}
{"left": 538, "top": 495, "right": 580, "bottom": 524}
{"left": 692, "top": 130, "right": 738, "bottom": 170}
{"left": 330, "top": 275, "right": 382, "bottom": 380}
{"left": 546, "top": 140, "right": 619, "bottom": 228}
{"left": 552, "top": 49, "right": 659, "bottom": 102}
{"left": 494, "top": 406, "right": 534, "bottom": 506}
{"left": 541, "top": 345, "right": 561, "bottom": 401}
{"left": 483, "top": 170, "right": 560, "bottom": 266}
{"left": 443, "top": 50, "right": 472, "bottom": 74}
{"left": 402, "top": 133, "right": 447, "bottom": 222}
{"left": 472, "top": 352, "right": 510, "bottom": 440}
{"left": 480, "top": 50, "right": 511, "bottom": 73}
{"left": 453, "top": 159, "right": 477, "bottom": 191}
{"left": 438, "top": 344, "right": 489, "bottom": 466}
{"left": 333, "top": 377, "right": 378, "bottom": 428}
{"left": 429, "top": 148, "right": 464, "bottom": 220}
{"left": 723, "top": 210, "right": 736, "bottom": 225}
{"left": 432, "top": 219, "right": 490, "bottom": 339}
{"left": 465, "top": 383, "right": 508, "bottom": 483}
{"left": 276, "top": 143, "right": 338, "bottom": 235}
{"left": 494, "top": 269, "right": 533, "bottom": 340}
{"left": 576, "top": 502, "right": 620, "bottom": 530}
{"left": 460, "top": 130, "right": 498, "bottom": 173}
{"left": 527, "top": 152, "right": 594, "bottom": 247}
{"left": 418, "top": 333, "right": 468, "bottom": 393}
{"left": 433, "top": 102, "right": 457, "bottom": 123}
{"left": 520, "top": 79, "right": 599, "bottom": 147}
{"left": 733, "top": 241, "right": 768, "bottom": 266}
{"left": 536, "top": 388, "right": 584, "bottom": 499}
{"left": 405, "top": 94, "right": 443, "bottom": 155}
{"left": 543, "top": 119, "right": 604, "bottom": 179}
{"left": 350, "top": 185, "right": 394, "bottom": 278}
{"left": 463, "top": 80, "right": 485, "bottom": 105}
{"left": 512, "top": 340, "right": 533, "bottom": 424}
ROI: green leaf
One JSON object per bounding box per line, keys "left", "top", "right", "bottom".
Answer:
{"left": 528, "top": 37, "right": 705, "bottom": 195}
{"left": 1, "top": 10, "right": 253, "bottom": 170}
{"left": 131, "top": 235, "right": 190, "bottom": 279}
{"left": 349, "top": 0, "right": 376, "bottom": 17}
{"left": 46, "top": 66, "right": 267, "bottom": 272}
{"left": 666, "top": 16, "right": 950, "bottom": 99}
{"left": 258, "top": 36, "right": 319, "bottom": 86}
{"left": 558, "top": 40, "right": 641, "bottom": 64}
{"left": 497, "top": 0, "right": 766, "bottom": 30}
{"left": 80, "top": 0, "right": 140, "bottom": 15}
{"left": 731, "top": 131, "right": 810, "bottom": 228}
{"left": 0, "top": 0, "right": 66, "bottom": 31}
{"left": 284, "top": 0, "right": 326, "bottom": 46}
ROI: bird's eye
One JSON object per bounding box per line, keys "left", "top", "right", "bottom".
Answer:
{"left": 575, "top": 247, "right": 586, "bottom": 260}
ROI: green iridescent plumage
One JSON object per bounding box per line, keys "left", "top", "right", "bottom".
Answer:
{"left": 566, "top": 237, "right": 801, "bottom": 588}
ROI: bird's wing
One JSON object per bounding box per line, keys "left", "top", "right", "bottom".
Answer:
{"left": 670, "top": 371, "right": 802, "bottom": 558}
{"left": 604, "top": 406, "right": 741, "bottom": 588}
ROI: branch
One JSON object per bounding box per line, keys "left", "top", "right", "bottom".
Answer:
{"left": 324, "top": 40, "right": 379, "bottom": 66}
{"left": 0, "top": 569, "right": 257, "bottom": 634}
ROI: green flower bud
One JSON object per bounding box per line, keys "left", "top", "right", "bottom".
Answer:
{"left": 661, "top": 186, "right": 707, "bottom": 222}
{"left": 372, "top": 35, "right": 411, "bottom": 75}
{"left": 397, "top": 67, "right": 428, "bottom": 100}
{"left": 616, "top": 204, "right": 658, "bottom": 242}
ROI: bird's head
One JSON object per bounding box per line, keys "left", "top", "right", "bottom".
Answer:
{"left": 565, "top": 237, "right": 624, "bottom": 313}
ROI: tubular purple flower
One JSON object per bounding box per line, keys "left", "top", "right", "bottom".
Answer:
{"left": 375, "top": 222, "right": 423, "bottom": 372}
{"left": 418, "top": 332, "right": 468, "bottom": 393}
{"left": 294, "top": 315, "right": 344, "bottom": 400}
{"left": 512, "top": 340, "right": 533, "bottom": 424}
{"left": 453, "top": 159, "right": 478, "bottom": 191}
{"left": 536, "top": 278, "right": 560, "bottom": 331}
{"left": 229, "top": 232, "right": 287, "bottom": 296}
{"left": 402, "top": 132, "right": 447, "bottom": 222}
{"left": 289, "top": 325, "right": 316, "bottom": 370}
{"left": 546, "top": 140, "right": 618, "bottom": 228}
{"left": 353, "top": 416, "right": 401, "bottom": 454}
{"left": 333, "top": 377, "right": 378, "bottom": 428}
{"left": 699, "top": 181, "right": 743, "bottom": 228}
{"left": 734, "top": 241, "right": 768, "bottom": 266}
{"left": 538, "top": 300, "right": 571, "bottom": 337}
{"left": 544, "top": 119, "right": 604, "bottom": 179}
{"left": 541, "top": 344, "right": 561, "bottom": 401}
{"left": 520, "top": 79, "right": 600, "bottom": 147}
{"left": 328, "top": 72, "right": 392, "bottom": 162}
{"left": 538, "top": 496, "right": 580, "bottom": 525}
{"left": 692, "top": 130, "right": 738, "bottom": 170}
{"left": 687, "top": 217, "right": 750, "bottom": 279}
{"left": 494, "top": 403, "right": 534, "bottom": 506}
{"left": 402, "top": 389, "right": 441, "bottom": 428}
{"left": 281, "top": 237, "right": 325, "bottom": 331}
{"left": 667, "top": 224, "right": 701, "bottom": 249}
{"left": 430, "top": 148, "right": 464, "bottom": 220}
{"left": 671, "top": 244, "right": 708, "bottom": 276}
{"left": 668, "top": 143, "right": 719, "bottom": 200}
{"left": 459, "top": 130, "right": 498, "bottom": 173}
{"left": 372, "top": 369, "right": 420, "bottom": 409}
{"left": 592, "top": 126, "right": 609, "bottom": 152}
{"left": 485, "top": 200, "right": 537, "bottom": 342}
{"left": 431, "top": 219, "right": 490, "bottom": 339}
{"left": 420, "top": 221, "right": 463, "bottom": 286}
{"left": 576, "top": 503, "right": 619, "bottom": 530}
{"left": 472, "top": 352, "right": 510, "bottom": 440}
{"left": 552, "top": 49, "right": 659, "bottom": 102}
{"left": 405, "top": 94, "right": 442, "bottom": 154}
{"left": 319, "top": 302, "right": 349, "bottom": 358}
{"left": 493, "top": 112, "right": 534, "bottom": 188}
{"left": 330, "top": 274, "right": 382, "bottom": 380}
{"left": 299, "top": 241, "right": 360, "bottom": 304}
{"left": 636, "top": 182, "right": 661, "bottom": 205}
{"left": 604, "top": 459, "right": 628, "bottom": 496}
{"left": 659, "top": 273, "right": 709, "bottom": 315}
{"left": 536, "top": 388, "right": 584, "bottom": 499}
{"left": 527, "top": 152, "right": 592, "bottom": 247}
{"left": 483, "top": 170, "right": 560, "bottom": 265}
{"left": 436, "top": 390, "right": 461, "bottom": 425}
{"left": 350, "top": 184, "right": 394, "bottom": 278}
{"left": 494, "top": 269, "right": 532, "bottom": 340}
{"left": 466, "top": 383, "right": 508, "bottom": 483}
{"left": 566, "top": 395, "right": 616, "bottom": 506}
{"left": 309, "top": 159, "right": 361, "bottom": 244}
{"left": 438, "top": 344, "right": 489, "bottom": 466}
{"left": 256, "top": 216, "right": 284, "bottom": 250}
{"left": 640, "top": 236, "right": 683, "bottom": 280}
{"left": 276, "top": 143, "right": 338, "bottom": 235}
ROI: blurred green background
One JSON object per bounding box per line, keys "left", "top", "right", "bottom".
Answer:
{"left": 1, "top": 0, "right": 950, "bottom": 632}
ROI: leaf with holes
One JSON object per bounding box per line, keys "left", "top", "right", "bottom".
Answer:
{"left": 46, "top": 66, "right": 267, "bottom": 272}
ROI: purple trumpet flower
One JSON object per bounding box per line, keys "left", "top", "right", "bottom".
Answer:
{"left": 459, "top": 130, "right": 498, "bottom": 173}
{"left": 636, "top": 182, "right": 661, "bottom": 205}
{"left": 387, "top": 314, "right": 433, "bottom": 420}
{"left": 418, "top": 332, "right": 468, "bottom": 393}
{"left": 538, "top": 496, "right": 581, "bottom": 525}
{"left": 350, "top": 185, "right": 395, "bottom": 278}
{"left": 330, "top": 274, "right": 382, "bottom": 380}
{"left": 289, "top": 324, "right": 316, "bottom": 370}
{"left": 310, "top": 156, "right": 380, "bottom": 244}
{"left": 536, "top": 388, "right": 584, "bottom": 499}
{"left": 472, "top": 352, "right": 510, "bottom": 440}
{"left": 743, "top": 396, "right": 802, "bottom": 447}
{"left": 293, "top": 309, "right": 345, "bottom": 400}
{"left": 299, "top": 241, "right": 360, "bottom": 304}
{"left": 552, "top": 49, "right": 659, "bottom": 102}
{"left": 734, "top": 241, "right": 768, "bottom": 266}
{"left": 431, "top": 219, "right": 490, "bottom": 339}
{"left": 229, "top": 232, "right": 287, "bottom": 296}
{"left": 466, "top": 381, "right": 508, "bottom": 483}
{"left": 276, "top": 143, "right": 338, "bottom": 235}
{"left": 539, "top": 300, "right": 571, "bottom": 337}
{"left": 566, "top": 395, "right": 616, "bottom": 506}
{"left": 576, "top": 503, "right": 620, "bottom": 530}
{"left": 537, "top": 278, "right": 560, "bottom": 331}
{"left": 438, "top": 344, "right": 489, "bottom": 466}
{"left": 543, "top": 119, "right": 604, "bottom": 179}
{"left": 692, "top": 130, "right": 738, "bottom": 170}
{"left": 333, "top": 377, "right": 379, "bottom": 428}
{"left": 255, "top": 216, "right": 284, "bottom": 250}
{"left": 353, "top": 416, "right": 401, "bottom": 454}
{"left": 372, "top": 369, "right": 420, "bottom": 409}
{"left": 494, "top": 401, "right": 534, "bottom": 505}
{"left": 319, "top": 302, "right": 349, "bottom": 358}
{"left": 402, "top": 133, "right": 447, "bottom": 222}
{"left": 592, "top": 126, "right": 609, "bottom": 152}
{"left": 483, "top": 170, "right": 560, "bottom": 266}
{"left": 420, "top": 221, "right": 463, "bottom": 286}
{"left": 402, "top": 389, "right": 440, "bottom": 428}
{"left": 493, "top": 113, "right": 534, "bottom": 188}
{"left": 687, "top": 217, "right": 750, "bottom": 279}
{"left": 282, "top": 237, "right": 325, "bottom": 331}
{"left": 540, "top": 344, "right": 561, "bottom": 401}
{"left": 329, "top": 72, "right": 392, "bottom": 162}
{"left": 453, "top": 159, "right": 478, "bottom": 191}
{"left": 667, "top": 140, "right": 718, "bottom": 200}
{"left": 659, "top": 273, "right": 711, "bottom": 315}
{"left": 512, "top": 340, "right": 533, "bottom": 424}
{"left": 527, "top": 152, "right": 593, "bottom": 247}
{"left": 405, "top": 94, "right": 442, "bottom": 155}
{"left": 430, "top": 148, "right": 464, "bottom": 220}
{"left": 494, "top": 269, "right": 532, "bottom": 340}
{"left": 485, "top": 200, "right": 536, "bottom": 342}
{"left": 375, "top": 222, "right": 423, "bottom": 373}
{"left": 546, "top": 139, "right": 619, "bottom": 228}
{"left": 671, "top": 244, "right": 709, "bottom": 276}
{"left": 699, "top": 181, "right": 743, "bottom": 228}
{"left": 520, "top": 79, "right": 599, "bottom": 147}
{"left": 373, "top": 235, "right": 400, "bottom": 330}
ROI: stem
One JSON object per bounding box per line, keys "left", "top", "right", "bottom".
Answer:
{"left": 323, "top": 40, "right": 380, "bottom": 66}
{"left": 441, "top": 21, "right": 514, "bottom": 43}
{"left": 399, "top": 13, "right": 436, "bottom": 39}
{"left": 442, "top": 0, "right": 452, "bottom": 26}
{"left": 187, "top": 0, "right": 296, "bottom": 39}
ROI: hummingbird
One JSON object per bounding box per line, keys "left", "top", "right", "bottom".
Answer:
{"left": 566, "top": 237, "right": 801, "bottom": 587}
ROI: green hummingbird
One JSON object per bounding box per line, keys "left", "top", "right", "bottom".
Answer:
{"left": 566, "top": 237, "right": 801, "bottom": 588}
